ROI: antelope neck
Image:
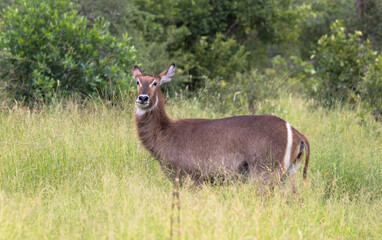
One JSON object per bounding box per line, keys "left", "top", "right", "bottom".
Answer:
{"left": 135, "top": 95, "right": 172, "bottom": 157}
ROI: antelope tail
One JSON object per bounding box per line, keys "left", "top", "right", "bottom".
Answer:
{"left": 302, "top": 137, "right": 310, "bottom": 185}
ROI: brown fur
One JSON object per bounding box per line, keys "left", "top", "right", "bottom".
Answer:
{"left": 133, "top": 64, "right": 310, "bottom": 186}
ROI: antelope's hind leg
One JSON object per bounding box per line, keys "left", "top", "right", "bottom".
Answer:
{"left": 284, "top": 140, "right": 306, "bottom": 193}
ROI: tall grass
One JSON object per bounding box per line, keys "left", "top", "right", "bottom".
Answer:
{"left": 0, "top": 95, "right": 381, "bottom": 239}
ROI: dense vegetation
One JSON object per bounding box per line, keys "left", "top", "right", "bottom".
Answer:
{"left": 0, "top": 0, "right": 135, "bottom": 105}
{"left": 1, "top": 0, "right": 381, "bottom": 116}
{"left": 0, "top": 0, "right": 381, "bottom": 239}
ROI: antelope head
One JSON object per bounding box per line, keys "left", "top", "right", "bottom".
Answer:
{"left": 132, "top": 63, "right": 176, "bottom": 116}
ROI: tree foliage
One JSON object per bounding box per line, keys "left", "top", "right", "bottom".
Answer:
{"left": 0, "top": 0, "right": 381, "bottom": 117}
{"left": 361, "top": 54, "right": 382, "bottom": 120}
{"left": 0, "top": 0, "right": 136, "bottom": 104}
{"left": 108, "top": 0, "right": 313, "bottom": 88}
{"left": 311, "top": 20, "right": 377, "bottom": 107}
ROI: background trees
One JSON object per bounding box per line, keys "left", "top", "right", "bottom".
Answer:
{"left": 0, "top": 0, "right": 381, "bottom": 117}
{"left": 0, "top": 0, "right": 135, "bottom": 104}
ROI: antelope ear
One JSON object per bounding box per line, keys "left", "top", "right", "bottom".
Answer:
{"left": 132, "top": 66, "right": 143, "bottom": 79}
{"left": 159, "top": 63, "right": 176, "bottom": 84}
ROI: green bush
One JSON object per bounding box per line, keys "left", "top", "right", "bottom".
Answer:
{"left": 311, "top": 20, "right": 377, "bottom": 107}
{"left": 118, "top": 0, "right": 314, "bottom": 88}
{"left": 361, "top": 54, "right": 382, "bottom": 120}
{"left": 201, "top": 65, "right": 286, "bottom": 115}
{"left": 177, "top": 33, "right": 248, "bottom": 89}
{"left": 355, "top": 0, "right": 382, "bottom": 51}
{"left": 0, "top": 0, "right": 136, "bottom": 104}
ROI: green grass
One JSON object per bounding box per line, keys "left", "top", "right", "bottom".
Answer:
{"left": 0, "top": 96, "right": 381, "bottom": 239}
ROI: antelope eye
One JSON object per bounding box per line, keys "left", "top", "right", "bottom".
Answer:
{"left": 153, "top": 81, "right": 157, "bottom": 86}
{"left": 136, "top": 81, "right": 139, "bottom": 85}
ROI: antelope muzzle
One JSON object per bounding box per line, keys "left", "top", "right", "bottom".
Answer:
{"left": 136, "top": 94, "right": 150, "bottom": 107}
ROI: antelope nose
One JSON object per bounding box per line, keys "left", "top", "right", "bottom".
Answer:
{"left": 138, "top": 95, "right": 149, "bottom": 104}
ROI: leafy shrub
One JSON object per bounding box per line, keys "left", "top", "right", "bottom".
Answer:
{"left": 361, "top": 54, "right": 382, "bottom": 120}
{"left": 269, "top": 55, "right": 316, "bottom": 87}
{"left": 177, "top": 33, "right": 248, "bottom": 89}
{"left": 0, "top": 0, "right": 136, "bottom": 104}
{"left": 311, "top": 20, "right": 377, "bottom": 107}
{"left": 355, "top": 0, "right": 382, "bottom": 51}
{"left": 201, "top": 65, "right": 286, "bottom": 115}
{"left": 119, "top": 0, "right": 315, "bottom": 88}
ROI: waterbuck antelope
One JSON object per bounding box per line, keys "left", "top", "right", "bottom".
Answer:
{"left": 133, "top": 64, "right": 310, "bottom": 188}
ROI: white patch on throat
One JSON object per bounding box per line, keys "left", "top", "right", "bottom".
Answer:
{"left": 283, "top": 122, "right": 293, "bottom": 170}
{"left": 135, "top": 96, "right": 159, "bottom": 117}
{"left": 135, "top": 107, "right": 148, "bottom": 117}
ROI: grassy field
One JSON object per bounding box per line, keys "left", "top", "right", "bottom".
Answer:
{"left": 0, "top": 95, "right": 381, "bottom": 239}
